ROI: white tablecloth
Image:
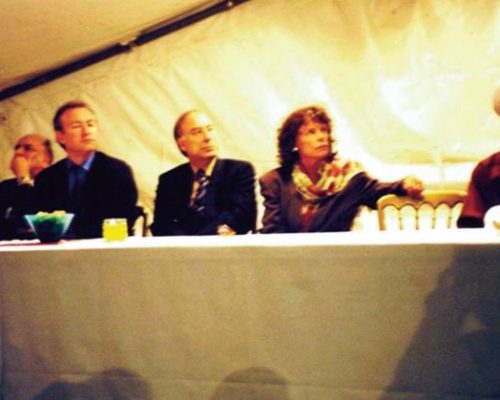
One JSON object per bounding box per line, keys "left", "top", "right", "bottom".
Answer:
{"left": 1, "top": 231, "right": 499, "bottom": 399}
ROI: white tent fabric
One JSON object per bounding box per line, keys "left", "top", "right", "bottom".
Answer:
{"left": 0, "top": 0, "right": 222, "bottom": 91}
{"left": 1, "top": 0, "right": 499, "bottom": 220}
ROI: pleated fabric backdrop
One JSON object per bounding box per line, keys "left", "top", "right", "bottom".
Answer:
{"left": 0, "top": 0, "right": 499, "bottom": 219}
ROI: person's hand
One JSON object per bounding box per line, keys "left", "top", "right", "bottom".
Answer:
{"left": 402, "top": 176, "right": 424, "bottom": 198}
{"left": 217, "top": 224, "right": 236, "bottom": 236}
{"left": 10, "top": 154, "right": 31, "bottom": 180}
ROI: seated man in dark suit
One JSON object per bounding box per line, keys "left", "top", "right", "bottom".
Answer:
{"left": 151, "top": 110, "right": 256, "bottom": 236}
{"left": 0, "top": 134, "right": 53, "bottom": 240}
{"left": 35, "top": 100, "right": 139, "bottom": 239}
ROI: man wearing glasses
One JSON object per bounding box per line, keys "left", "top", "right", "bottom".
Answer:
{"left": 0, "top": 133, "right": 53, "bottom": 239}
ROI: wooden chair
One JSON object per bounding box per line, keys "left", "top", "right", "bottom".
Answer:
{"left": 377, "top": 190, "right": 467, "bottom": 230}
{"left": 133, "top": 206, "right": 150, "bottom": 236}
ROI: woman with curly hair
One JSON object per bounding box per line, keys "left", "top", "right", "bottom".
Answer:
{"left": 259, "top": 105, "right": 424, "bottom": 233}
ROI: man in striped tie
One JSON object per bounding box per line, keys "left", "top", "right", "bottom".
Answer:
{"left": 152, "top": 110, "right": 257, "bottom": 236}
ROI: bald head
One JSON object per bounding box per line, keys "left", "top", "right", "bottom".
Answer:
{"left": 11, "top": 133, "right": 53, "bottom": 178}
{"left": 494, "top": 87, "right": 500, "bottom": 117}
{"left": 173, "top": 110, "right": 218, "bottom": 165}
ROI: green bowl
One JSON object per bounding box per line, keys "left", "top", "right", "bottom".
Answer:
{"left": 24, "top": 213, "right": 74, "bottom": 243}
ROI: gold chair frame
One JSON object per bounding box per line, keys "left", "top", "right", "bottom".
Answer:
{"left": 133, "top": 206, "right": 150, "bottom": 236}
{"left": 377, "top": 190, "right": 467, "bottom": 230}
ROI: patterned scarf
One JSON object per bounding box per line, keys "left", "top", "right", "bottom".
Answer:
{"left": 292, "top": 159, "right": 363, "bottom": 230}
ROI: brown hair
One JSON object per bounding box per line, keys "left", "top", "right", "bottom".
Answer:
{"left": 52, "top": 100, "right": 96, "bottom": 131}
{"left": 277, "top": 105, "right": 334, "bottom": 175}
{"left": 173, "top": 110, "right": 198, "bottom": 157}
{"left": 173, "top": 110, "right": 198, "bottom": 140}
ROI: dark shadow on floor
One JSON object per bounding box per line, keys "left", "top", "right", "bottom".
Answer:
{"left": 380, "top": 246, "right": 500, "bottom": 399}
{"left": 32, "top": 368, "right": 152, "bottom": 400}
{"left": 210, "top": 366, "right": 289, "bottom": 400}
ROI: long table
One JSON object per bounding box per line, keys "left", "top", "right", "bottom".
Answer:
{"left": 1, "top": 231, "right": 500, "bottom": 399}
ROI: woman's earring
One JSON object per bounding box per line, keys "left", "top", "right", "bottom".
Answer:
{"left": 292, "top": 147, "right": 298, "bottom": 152}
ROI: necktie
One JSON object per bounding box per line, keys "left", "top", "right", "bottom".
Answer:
{"left": 192, "top": 169, "right": 209, "bottom": 213}
{"left": 69, "top": 165, "right": 84, "bottom": 212}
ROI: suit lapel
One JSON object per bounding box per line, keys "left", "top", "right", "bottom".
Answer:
{"left": 179, "top": 164, "right": 195, "bottom": 208}
{"left": 78, "top": 152, "right": 103, "bottom": 206}
{"left": 206, "top": 159, "right": 222, "bottom": 212}
{"left": 285, "top": 181, "right": 304, "bottom": 231}
{"left": 53, "top": 160, "right": 71, "bottom": 209}
{"left": 208, "top": 159, "right": 222, "bottom": 187}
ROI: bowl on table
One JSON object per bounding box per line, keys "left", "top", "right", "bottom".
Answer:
{"left": 24, "top": 212, "right": 74, "bottom": 243}
{"left": 484, "top": 205, "right": 500, "bottom": 232}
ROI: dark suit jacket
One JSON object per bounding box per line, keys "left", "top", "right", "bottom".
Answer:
{"left": 0, "top": 178, "right": 37, "bottom": 240}
{"left": 34, "top": 151, "right": 138, "bottom": 239}
{"left": 151, "top": 159, "right": 256, "bottom": 236}
{"left": 259, "top": 167, "right": 406, "bottom": 233}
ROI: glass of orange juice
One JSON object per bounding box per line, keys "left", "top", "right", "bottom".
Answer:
{"left": 102, "top": 218, "right": 128, "bottom": 241}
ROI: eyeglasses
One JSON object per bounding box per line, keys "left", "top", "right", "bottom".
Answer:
{"left": 14, "top": 144, "right": 36, "bottom": 151}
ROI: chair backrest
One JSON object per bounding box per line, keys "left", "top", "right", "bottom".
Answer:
{"left": 133, "top": 206, "right": 150, "bottom": 237}
{"left": 377, "top": 190, "right": 467, "bottom": 230}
